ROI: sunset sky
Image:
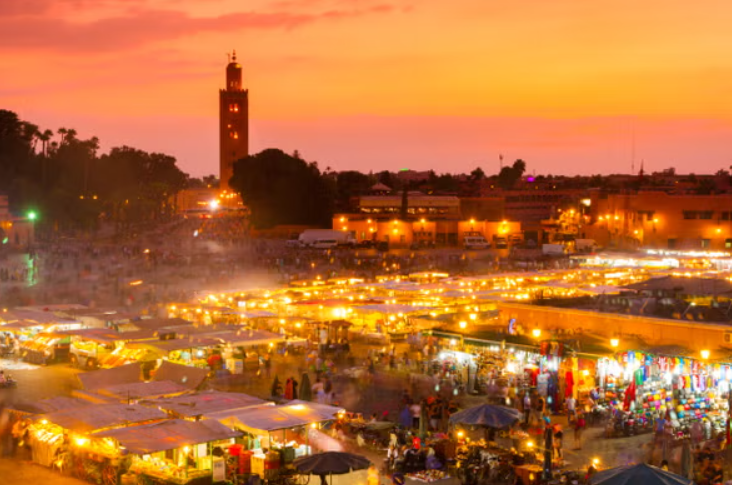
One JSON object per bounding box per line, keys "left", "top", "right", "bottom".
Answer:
{"left": 3, "top": 0, "right": 732, "bottom": 177}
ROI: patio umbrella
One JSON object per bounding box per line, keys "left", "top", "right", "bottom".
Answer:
{"left": 300, "top": 372, "right": 313, "bottom": 401}
{"left": 448, "top": 404, "right": 522, "bottom": 429}
{"left": 589, "top": 463, "right": 694, "bottom": 485}
{"left": 294, "top": 451, "right": 371, "bottom": 485}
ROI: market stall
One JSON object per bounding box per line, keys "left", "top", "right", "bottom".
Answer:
{"left": 20, "top": 331, "right": 71, "bottom": 364}
{"left": 595, "top": 348, "right": 730, "bottom": 442}
{"left": 92, "top": 419, "right": 241, "bottom": 485}
{"left": 28, "top": 402, "right": 168, "bottom": 482}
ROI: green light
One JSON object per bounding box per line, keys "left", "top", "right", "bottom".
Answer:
{"left": 1, "top": 237, "right": 7, "bottom": 244}
{"left": 27, "top": 211, "right": 37, "bottom": 221}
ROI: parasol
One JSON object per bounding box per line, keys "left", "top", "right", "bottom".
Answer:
{"left": 294, "top": 451, "right": 371, "bottom": 485}
{"left": 448, "top": 404, "right": 522, "bottom": 429}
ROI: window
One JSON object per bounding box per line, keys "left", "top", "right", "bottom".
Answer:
{"left": 230, "top": 132, "right": 238, "bottom": 139}
{"left": 229, "top": 103, "right": 239, "bottom": 113}
{"left": 668, "top": 238, "right": 677, "bottom": 249}
{"left": 701, "top": 239, "right": 711, "bottom": 248}
{"left": 682, "top": 211, "right": 697, "bottom": 220}
{"left": 699, "top": 211, "right": 714, "bottom": 220}
{"left": 726, "top": 238, "right": 732, "bottom": 249}
{"left": 722, "top": 212, "right": 731, "bottom": 221}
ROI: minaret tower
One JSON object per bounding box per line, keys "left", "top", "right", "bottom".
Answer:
{"left": 219, "top": 50, "right": 249, "bottom": 190}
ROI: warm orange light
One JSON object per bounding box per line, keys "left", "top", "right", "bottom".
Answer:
{"left": 701, "top": 349, "right": 710, "bottom": 360}
{"left": 532, "top": 328, "right": 541, "bottom": 338}
{"left": 610, "top": 338, "right": 619, "bottom": 348}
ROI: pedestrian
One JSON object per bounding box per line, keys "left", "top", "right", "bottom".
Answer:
{"left": 566, "top": 395, "right": 576, "bottom": 424}
{"left": 553, "top": 424, "right": 563, "bottom": 460}
{"left": 523, "top": 392, "right": 531, "bottom": 426}
{"left": 574, "top": 412, "right": 585, "bottom": 450}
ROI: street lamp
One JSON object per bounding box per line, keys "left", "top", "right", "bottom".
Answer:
{"left": 610, "top": 338, "right": 619, "bottom": 348}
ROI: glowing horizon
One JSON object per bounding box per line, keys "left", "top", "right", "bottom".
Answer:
{"left": 2, "top": 0, "right": 731, "bottom": 177}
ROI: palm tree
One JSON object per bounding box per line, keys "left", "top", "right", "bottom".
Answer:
{"left": 57, "top": 127, "right": 68, "bottom": 145}
{"left": 38, "top": 129, "right": 53, "bottom": 157}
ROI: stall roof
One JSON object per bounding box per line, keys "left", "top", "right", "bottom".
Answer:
{"left": 98, "top": 380, "right": 190, "bottom": 400}
{"left": 354, "top": 304, "right": 434, "bottom": 314}
{"left": 153, "top": 360, "right": 208, "bottom": 389}
{"left": 56, "top": 328, "right": 123, "bottom": 344}
{"left": 623, "top": 276, "right": 732, "bottom": 295}
{"left": 127, "top": 337, "right": 221, "bottom": 354}
{"left": 210, "top": 402, "right": 342, "bottom": 434}
{"left": 282, "top": 401, "right": 345, "bottom": 421}
{"left": 211, "top": 406, "right": 311, "bottom": 434}
{"left": 235, "top": 310, "right": 277, "bottom": 318}
{"left": 10, "top": 396, "right": 88, "bottom": 415}
{"left": 41, "top": 403, "right": 167, "bottom": 433}
{"left": 93, "top": 419, "right": 241, "bottom": 455}
{"left": 78, "top": 362, "right": 143, "bottom": 392}
{"left": 119, "top": 318, "right": 194, "bottom": 332}
{"left": 144, "top": 391, "right": 270, "bottom": 418}
{"left": 0, "top": 320, "right": 46, "bottom": 332}
{"left": 2, "top": 309, "right": 80, "bottom": 325}
{"left": 199, "top": 329, "right": 285, "bottom": 347}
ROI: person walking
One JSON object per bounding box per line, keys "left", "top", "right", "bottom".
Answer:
{"left": 573, "top": 412, "right": 585, "bottom": 450}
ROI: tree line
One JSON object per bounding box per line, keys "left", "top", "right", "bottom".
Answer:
{"left": 0, "top": 109, "right": 201, "bottom": 235}
{"left": 228, "top": 149, "right": 529, "bottom": 229}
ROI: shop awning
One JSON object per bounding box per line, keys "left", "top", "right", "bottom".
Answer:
{"left": 144, "top": 391, "right": 270, "bottom": 418}
{"left": 93, "top": 419, "right": 241, "bottom": 455}
{"left": 40, "top": 403, "right": 167, "bottom": 433}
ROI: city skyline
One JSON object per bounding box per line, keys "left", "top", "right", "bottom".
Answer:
{"left": 3, "top": 0, "right": 732, "bottom": 177}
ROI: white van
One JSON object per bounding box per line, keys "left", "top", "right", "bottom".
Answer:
{"left": 311, "top": 239, "right": 338, "bottom": 249}
{"left": 464, "top": 236, "right": 490, "bottom": 250}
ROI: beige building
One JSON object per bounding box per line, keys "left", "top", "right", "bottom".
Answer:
{"left": 333, "top": 194, "right": 520, "bottom": 247}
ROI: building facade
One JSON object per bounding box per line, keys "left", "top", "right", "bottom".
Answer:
{"left": 587, "top": 192, "right": 732, "bottom": 250}
{"left": 219, "top": 51, "right": 249, "bottom": 190}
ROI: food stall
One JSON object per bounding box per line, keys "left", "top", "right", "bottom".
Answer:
{"left": 20, "top": 331, "right": 71, "bottom": 364}
{"left": 93, "top": 419, "right": 242, "bottom": 485}
{"left": 28, "top": 403, "right": 168, "bottom": 481}
{"left": 124, "top": 337, "right": 221, "bottom": 369}
{"left": 596, "top": 349, "right": 730, "bottom": 442}
{"left": 1, "top": 320, "right": 47, "bottom": 357}
{"left": 209, "top": 401, "right": 344, "bottom": 480}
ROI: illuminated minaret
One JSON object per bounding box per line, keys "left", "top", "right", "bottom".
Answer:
{"left": 219, "top": 50, "right": 249, "bottom": 190}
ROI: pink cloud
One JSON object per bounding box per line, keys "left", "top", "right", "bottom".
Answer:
{"left": 0, "top": 5, "right": 396, "bottom": 52}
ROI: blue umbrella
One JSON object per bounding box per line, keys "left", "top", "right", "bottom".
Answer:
{"left": 448, "top": 404, "right": 522, "bottom": 429}
{"left": 590, "top": 463, "right": 695, "bottom": 485}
